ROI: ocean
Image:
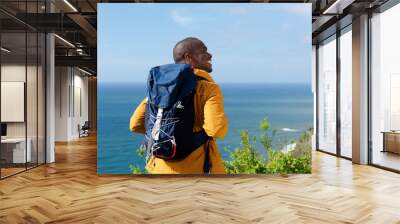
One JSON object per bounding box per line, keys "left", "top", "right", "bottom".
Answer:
{"left": 97, "top": 83, "right": 313, "bottom": 174}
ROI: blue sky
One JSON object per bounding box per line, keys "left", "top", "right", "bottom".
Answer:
{"left": 98, "top": 3, "right": 311, "bottom": 84}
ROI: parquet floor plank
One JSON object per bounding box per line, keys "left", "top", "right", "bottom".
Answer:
{"left": 0, "top": 135, "right": 399, "bottom": 223}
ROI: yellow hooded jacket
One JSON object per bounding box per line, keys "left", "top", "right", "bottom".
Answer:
{"left": 129, "top": 69, "right": 228, "bottom": 174}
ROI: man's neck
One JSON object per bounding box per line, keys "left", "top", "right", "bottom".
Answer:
{"left": 194, "top": 69, "right": 214, "bottom": 83}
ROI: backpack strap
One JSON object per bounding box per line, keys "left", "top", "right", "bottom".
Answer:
{"left": 193, "top": 130, "right": 208, "bottom": 148}
{"left": 203, "top": 138, "right": 212, "bottom": 174}
{"left": 194, "top": 75, "right": 212, "bottom": 173}
{"left": 193, "top": 130, "right": 211, "bottom": 174}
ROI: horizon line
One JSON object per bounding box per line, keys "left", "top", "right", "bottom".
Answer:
{"left": 98, "top": 81, "right": 312, "bottom": 85}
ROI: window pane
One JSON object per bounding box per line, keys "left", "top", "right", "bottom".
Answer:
{"left": 340, "top": 28, "right": 352, "bottom": 158}
{"left": 27, "top": 31, "right": 38, "bottom": 169}
{"left": 1, "top": 31, "right": 27, "bottom": 177}
{"left": 318, "top": 36, "right": 337, "bottom": 154}
{"left": 371, "top": 3, "right": 400, "bottom": 171}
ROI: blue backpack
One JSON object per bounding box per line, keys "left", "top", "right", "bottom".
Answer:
{"left": 144, "top": 64, "right": 211, "bottom": 172}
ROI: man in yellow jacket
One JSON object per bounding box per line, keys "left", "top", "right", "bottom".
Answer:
{"left": 129, "top": 37, "right": 228, "bottom": 174}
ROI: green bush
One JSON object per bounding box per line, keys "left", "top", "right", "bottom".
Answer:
{"left": 224, "top": 130, "right": 267, "bottom": 174}
{"left": 291, "top": 128, "right": 313, "bottom": 158}
{"left": 129, "top": 145, "right": 147, "bottom": 174}
{"left": 224, "top": 118, "right": 312, "bottom": 174}
{"left": 265, "top": 149, "right": 311, "bottom": 174}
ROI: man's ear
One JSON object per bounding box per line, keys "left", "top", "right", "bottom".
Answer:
{"left": 183, "top": 53, "right": 192, "bottom": 64}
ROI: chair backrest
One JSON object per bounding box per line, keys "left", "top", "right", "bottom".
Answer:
{"left": 82, "top": 121, "right": 90, "bottom": 129}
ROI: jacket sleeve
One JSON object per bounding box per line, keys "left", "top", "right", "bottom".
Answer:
{"left": 129, "top": 98, "right": 147, "bottom": 134}
{"left": 203, "top": 84, "right": 228, "bottom": 138}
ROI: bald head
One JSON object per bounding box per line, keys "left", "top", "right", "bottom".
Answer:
{"left": 173, "top": 37, "right": 203, "bottom": 63}
{"left": 173, "top": 37, "right": 213, "bottom": 72}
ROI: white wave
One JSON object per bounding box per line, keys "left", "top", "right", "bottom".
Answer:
{"left": 282, "top": 143, "right": 297, "bottom": 153}
{"left": 281, "top": 128, "right": 299, "bottom": 132}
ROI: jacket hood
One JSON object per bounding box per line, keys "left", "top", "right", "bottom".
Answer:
{"left": 147, "top": 63, "right": 196, "bottom": 108}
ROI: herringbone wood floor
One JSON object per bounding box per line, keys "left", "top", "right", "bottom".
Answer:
{"left": 1, "top": 135, "right": 400, "bottom": 224}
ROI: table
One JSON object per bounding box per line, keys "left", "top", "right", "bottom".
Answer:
{"left": 1, "top": 138, "right": 31, "bottom": 163}
{"left": 381, "top": 131, "right": 400, "bottom": 154}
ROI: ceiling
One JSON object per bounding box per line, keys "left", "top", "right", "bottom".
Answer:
{"left": 0, "top": 0, "right": 98, "bottom": 74}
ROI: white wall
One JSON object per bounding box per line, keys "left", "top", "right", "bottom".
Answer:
{"left": 1, "top": 64, "right": 26, "bottom": 81}
{"left": 1, "top": 65, "right": 41, "bottom": 138}
{"left": 1, "top": 65, "right": 26, "bottom": 126}
{"left": 55, "top": 66, "right": 70, "bottom": 141}
{"left": 1, "top": 63, "right": 46, "bottom": 164}
{"left": 72, "top": 73, "right": 89, "bottom": 138}
{"left": 55, "top": 67, "right": 89, "bottom": 141}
